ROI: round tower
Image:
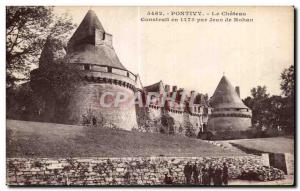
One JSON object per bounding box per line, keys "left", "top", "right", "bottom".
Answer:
{"left": 65, "top": 10, "right": 138, "bottom": 130}
{"left": 208, "top": 76, "right": 252, "bottom": 139}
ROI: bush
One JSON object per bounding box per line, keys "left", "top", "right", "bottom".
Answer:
{"left": 239, "top": 166, "right": 285, "bottom": 181}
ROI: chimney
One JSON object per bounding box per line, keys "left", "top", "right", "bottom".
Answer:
{"left": 235, "top": 86, "right": 240, "bottom": 97}
{"left": 190, "top": 90, "right": 195, "bottom": 97}
{"left": 165, "top": 85, "right": 170, "bottom": 93}
{"left": 172, "top": 86, "right": 177, "bottom": 92}
{"left": 104, "top": 33, "right": 113, "bottom": 47}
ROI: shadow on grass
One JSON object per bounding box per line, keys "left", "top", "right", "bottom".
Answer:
{"left": 229, "top": 143, "right": 270, "bottom": 156}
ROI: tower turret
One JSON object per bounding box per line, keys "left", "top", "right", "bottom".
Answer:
{"left": 208, "top": 76, "right": 252, "bottom": 139}
{"left": 65, "top": 10, "right": 138, "bottom": 130}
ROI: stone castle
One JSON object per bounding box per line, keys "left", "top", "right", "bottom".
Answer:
{"left": 31, "top": 10, "right": 252, "bottom": 139}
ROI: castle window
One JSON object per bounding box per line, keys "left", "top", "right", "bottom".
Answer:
{"left": 84, "top": 64, "right": 91, "bottom": 71}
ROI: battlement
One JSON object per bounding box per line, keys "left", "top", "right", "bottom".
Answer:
{"left": 143, "top": 81, "right": 209, "bottom": 109}
{"left": 136, "top": 80, "right": 212, "bottom": 135}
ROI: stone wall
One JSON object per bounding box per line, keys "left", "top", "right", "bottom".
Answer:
{"left": 7, "top": 156, "right": 263, "bottom": 186}
{"left": 147, "top": 107, "right": 162, "bottom": 121}
{"left": 208, "top": 117, "right": 252, "bottom": 139}
{"left": 262, "top": 153, "right": 294, "bottom": 175}
{"left": 285, "top": 153, "right": 294, "bottom": 175}
{"left": 186, "top": 114, "right": 202, "bottom": 135}
{"left": 136, "top": 105, "right": 204, "bottom": 137}
{"left": 67, "top": 83, "right": 138, "bottom": 130}
{"left": 167, "top": 110, "right": 185, "bottom": 134}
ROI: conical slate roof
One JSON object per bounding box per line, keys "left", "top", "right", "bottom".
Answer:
{"left": 66, "top": 10, "right": 127, "bottom": 70}
{"left": 210, "top": 76, "right": 248, "bottom": 109}
{"left": 68, "top": 10, "right": 105, "bottom": 47}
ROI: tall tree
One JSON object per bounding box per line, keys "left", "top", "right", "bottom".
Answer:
{"left": 250, "top": 86, "right": 269, "bottom": 100}
{"left": 243, "top": 86, "right": 269, "bottom": 131}
{"left": 30, "top": 60, "right": 83, "bottom": 123}
{"left": 6, "top": 6, "right": 76, "bottom": 88}
{"left": 280, "top": 65, "right": 294, "bottom": 98}
{"left": 243, "top": 65, "right": 295, "bottom": 135}
{"left": 280, "top": 65, "right": 295, "bottom": 134}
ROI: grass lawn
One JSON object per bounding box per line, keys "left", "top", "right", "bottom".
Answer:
{"left": 7, "top": 120, "right": 247, "bottom": 158}
{"left": 227, "top": 137, "right": 294, "bottom": 154}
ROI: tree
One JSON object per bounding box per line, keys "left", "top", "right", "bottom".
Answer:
{"left": 6, "top": 6, "right": 76, "bottom": 88}
{"left": 280, "top": 65, "right": 295, "bottom": 134}
{"left": 262, "top": 95, "right": 285, "bottom": 132}
{"left": 6, "top": 82, "right": 34, "bottom": 120}
{"left": 160, "top": 113, "right": 175, "bottom": 134}
{"left": 184, "top": 121, "right": 196, "bottom": 137}
{"left": 250, "top": 86, "right": 269, "bottom": 100}
{"left": 244, "top": 87, "right": 284, "bottom": 136}
{"left": 243, "top": 86, "right": 269, "bottom": 130}
{"left": 6, "top": 6, "right": 76, "bottom": 122}
{"left": 280, "top": 65, "right": 294, "bottom": 98}
{"left": 30, "top": 59, "right": 83, "bottom": 123}
{"left": 243, "top": 67, "right": 295, "bottom": 135}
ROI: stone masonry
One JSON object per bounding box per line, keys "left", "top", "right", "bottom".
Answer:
{"left": 7, "top": 156, "right": 263, "bottom": 186}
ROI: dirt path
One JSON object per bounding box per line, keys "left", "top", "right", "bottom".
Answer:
{"left": 229, "top": 175, "right": 294, "bottom": 186}
{"left": 202, "top": 140, "right": 251, "bottom": 155}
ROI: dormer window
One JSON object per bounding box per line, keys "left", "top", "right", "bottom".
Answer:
{"left": 84, "top": 64, "right": 91, "bottom": 71}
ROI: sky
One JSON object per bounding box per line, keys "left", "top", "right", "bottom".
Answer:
{"left": 54, "top": 6, "right": 294, "bottom": 98}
